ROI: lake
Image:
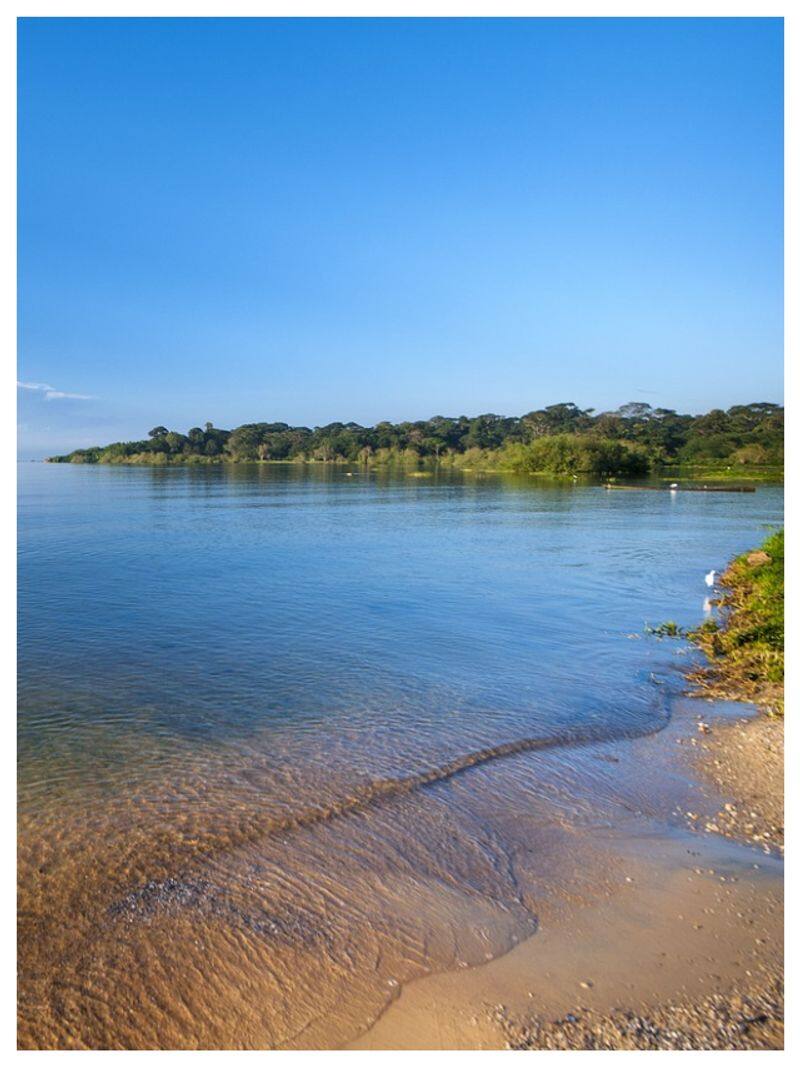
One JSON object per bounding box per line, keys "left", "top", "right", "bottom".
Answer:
{"left": 17, "top": 462, "right": 783, "bottom": 1049}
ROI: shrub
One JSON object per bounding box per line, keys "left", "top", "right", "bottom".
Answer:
{"left": 509, "top": 435, "right": 650, "bottom": 477}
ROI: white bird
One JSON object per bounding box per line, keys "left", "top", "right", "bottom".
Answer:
{"left": 705, "top": 569, "right": 716, "bottom": 587}
{"left": 670, "top": 483, "right": 678, "bottom": 489}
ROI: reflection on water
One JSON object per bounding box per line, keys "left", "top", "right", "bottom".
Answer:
{"left": 18, "top": 463, "right": 783, "bottom": 1048}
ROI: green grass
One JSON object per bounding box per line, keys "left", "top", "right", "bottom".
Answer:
{"left": 689, "top": 529, "right": 784, "bottom": 714}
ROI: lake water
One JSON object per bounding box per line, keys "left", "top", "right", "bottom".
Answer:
{"left": 17, "top": 462, "right": 783, "bottom": 1048}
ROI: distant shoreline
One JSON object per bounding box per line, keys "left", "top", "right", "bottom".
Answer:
{"left": 45, "top": 402, "right": 783, "bottom": 480}
{"left": 40, "top": 454, "right": 784, "bottom": 484}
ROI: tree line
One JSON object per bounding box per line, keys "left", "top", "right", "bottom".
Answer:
{"left": 49, "top": 401, "right": 783, "bottom": 477}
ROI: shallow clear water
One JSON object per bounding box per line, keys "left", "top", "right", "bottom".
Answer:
{"left": 18, "top": 463, "right": 783, "bottom": 1048}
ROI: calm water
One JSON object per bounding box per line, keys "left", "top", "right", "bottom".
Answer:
{"left": 18, "top": 463, "right": 783, "bottom": 1048}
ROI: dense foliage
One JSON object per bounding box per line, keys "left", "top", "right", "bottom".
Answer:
{"left": 49, "top": 401, "right": 783, "bottom": 477}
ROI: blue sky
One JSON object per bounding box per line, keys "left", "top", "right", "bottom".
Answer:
{"left": 18, "top": 17, "right": 783, "bottom": 457}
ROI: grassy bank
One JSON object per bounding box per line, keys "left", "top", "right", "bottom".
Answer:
{"left": 689, "top": 529, "right": 784, "bottom": 714}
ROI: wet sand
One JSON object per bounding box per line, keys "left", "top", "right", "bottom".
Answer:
{"left": 18, "top": 696, "right": 783, "bottom": 1050}
{"left": 348, "top": 707, "right": 784, "bottom": 1050}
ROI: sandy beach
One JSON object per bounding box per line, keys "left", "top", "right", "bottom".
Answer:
{"left": 349, "top": 704, "right": 784, "bottom": 1051}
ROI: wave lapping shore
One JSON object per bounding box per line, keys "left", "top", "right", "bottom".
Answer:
{"left": 350, "top": 704, "right": 784, "bottom": 1051}
{"left": 351, "top": 532, "right": 785, "bottom": 1052}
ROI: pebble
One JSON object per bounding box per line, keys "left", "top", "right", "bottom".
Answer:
{"left": 500, "top": 979, "right": 783, "bottom": 1050}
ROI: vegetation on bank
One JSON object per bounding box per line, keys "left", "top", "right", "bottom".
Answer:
{"left": 48, "top": 401, "right": 783, "bottom": 479}
{"left": 689, "top": 530, "right": 784, "bottom": 714}
{"left": 658, "top": 463, "right": 784, "bottom": 483}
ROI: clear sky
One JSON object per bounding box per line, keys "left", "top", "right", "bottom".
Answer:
{"left": 18, "top": 17, "right": 783, "bottom": 457}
